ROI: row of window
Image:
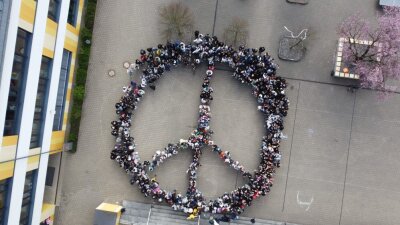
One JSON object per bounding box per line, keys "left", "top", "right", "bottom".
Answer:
{"left": 0, "top": 178, "right": 11, "bottom": 225}
{"left": 4, "top": 0, "right": 79, "bottom": 144}
{"left": 0, "top": 170, "right": 37, "bottom": 225}
{"left": 19, "top": 171, "right": 36, "bottom": 225}
{"left": 35, "top": 0, "right": 79, "bottom": 26}
{"left": 0, "top": 0, "right": 79, "bottom": 224}
{"left": 4, "top": 29, "right": 31, "bottom": 136}
{"left": 4, "top": 28, "right": 72, "bottom": 149}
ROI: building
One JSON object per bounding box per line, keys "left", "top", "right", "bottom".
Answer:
{"left": 0, "top": 0, "right": 84, "bottom": 224}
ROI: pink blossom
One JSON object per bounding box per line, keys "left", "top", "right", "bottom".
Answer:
{"left": 338, "top": 7, "right": 400, "bottom": 96}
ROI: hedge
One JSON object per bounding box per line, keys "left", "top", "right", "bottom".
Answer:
{"left": 68, "top": 0, "right": 97, "bottom": 152}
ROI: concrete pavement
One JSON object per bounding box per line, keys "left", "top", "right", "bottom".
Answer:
{"left": 55, "top": 1, "right": 400, "bottom": 225}
{"left": 214, "top": 0, "right": 378, "bottom": 84}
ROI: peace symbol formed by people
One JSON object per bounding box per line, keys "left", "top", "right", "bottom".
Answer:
{"left": 110, "top": 31, "right": 289, "bottom": 217}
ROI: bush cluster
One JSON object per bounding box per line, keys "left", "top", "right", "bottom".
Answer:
{"left": 68, "top": 0, "right": 97, "bottom": 152}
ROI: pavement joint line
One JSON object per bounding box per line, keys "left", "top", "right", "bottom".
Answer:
{"left": 352, "top": 115, "right": 400, "bottom": 124}
{"left": 344, "top": 182, "right": 400, "bottom": 195}
{"left": 286, "top": 175, "right": 346, "bottom": 186}
{"left": 339, "top": 90, "right": 357, "bottom": 225}
{"left": 281, "top": 172, "right": 400, "bottom": 191}
{"left": 212, "top": 0, "right": 219, "bottom": 36}
{"left": 282, "top": 82, "right": 301, "bottom": 212}
{"left": 234, "top": 171, "right": 239, "bottom": 189}
{"left": 213, "top": 97, "right": 253, "bottom": 103}
{"left": 296, "top": 107, "right": 355, "bottom": 117}
{"left": 215, "top": 67, "right": 400, "bottom": 95}
{"left": 284, "top": 77, "right": 400, "bottom": 95}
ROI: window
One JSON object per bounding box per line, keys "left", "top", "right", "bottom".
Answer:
{"left": 53, "top": 50, "right": 71, "bottom": 131}
{"left": 19, "top": 170, "right": 37, "bottom": 225}
{"left": 67, "top": 0, "right": 79, "bottom": 26}
{"left": 0, "top": 178, "right": 12, "bottom": 225}
{"left": 48, "top": 0, "right": 60, "bottom": 22}
{"left": 4, "top": 28, "right": 31, "bottom": 136}
{"left": 30, "top": 57, "right": 52, "bottom": 149}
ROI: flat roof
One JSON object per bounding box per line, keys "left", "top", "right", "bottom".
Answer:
{"left": 380, "top": 0, "right": 400, "bottom": 6}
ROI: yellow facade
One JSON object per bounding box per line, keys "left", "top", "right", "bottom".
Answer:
{"left": 18, "top": 0, "right": 36, "bottom": 32}
{"left": 0, "top": 161, "right": 14, "bottom": 180}
{"left": 41, "top": 203, "right": 56, "bottom": 224}
{"left": 96, "top": 203, "right": 123, "bottom": 225}
{"left": 0, "top": 0, "right": 85, "bottom": 180}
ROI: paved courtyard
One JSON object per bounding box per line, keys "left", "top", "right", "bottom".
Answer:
{"left": 56, "top": 1, "right": 400, "bottom": 225}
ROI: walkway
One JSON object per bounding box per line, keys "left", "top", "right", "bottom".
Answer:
{"left": 56, "top": 1, "right": 400, "bottom": 225}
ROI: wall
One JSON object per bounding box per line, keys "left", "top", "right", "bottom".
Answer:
{"left": 0, "top": 0, "right": 85, "bottom": 179}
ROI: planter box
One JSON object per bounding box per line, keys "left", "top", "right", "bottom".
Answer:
{"left": 278, "top": 37, "right": 306, "bottom": 62}
{"left": 333, "top": 38, "right": 360, "bottom": 79}
{"left": 332, "top": 38, "right": 381, "bottom": 80}
{"left": 333, "top": 37, "right": 382, "bottom": 80}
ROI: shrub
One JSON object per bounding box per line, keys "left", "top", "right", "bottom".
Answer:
{"left": 69, "top": 131, "right": 78, "bottom": 142}
{"left": 158, "top": 2, "right": 194, "bottom": 41}
{"left": 78, "top": 50, "right": 90, "bottom": 69}
{"left": 73, "top": 85, "right": 85, "bottom": 103}
{"left": 80, "top": 27, "right": 92, "bottom": 42}
{"left": 75, "top": 68, "right": 88, "bottom": 86}
{"left": 85, "top": 2, "right": 97, "bottom": 30}
{"left": 71, "top": 102, "right": 82, "bottom": 120}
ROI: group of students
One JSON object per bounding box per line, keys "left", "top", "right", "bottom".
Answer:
{"left": 110, "top": 31, "right": 289, "bottom": 222}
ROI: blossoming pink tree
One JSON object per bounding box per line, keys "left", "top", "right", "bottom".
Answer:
{"left": 338, "top": 7, "right": 400, "bottom": 92}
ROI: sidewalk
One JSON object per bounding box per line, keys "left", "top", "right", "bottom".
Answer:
{"left": 214, "top": 0, "right": 378, "bottom": 85}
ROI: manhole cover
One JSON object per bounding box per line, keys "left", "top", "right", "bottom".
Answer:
{"left": 108, "top": 69, "right": 116, "bottom": 77}
{"left": 123, "top": 61, "right": 130, "bottom": 69}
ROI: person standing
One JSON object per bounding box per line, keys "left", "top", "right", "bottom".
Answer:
{"left": 127, "top": 65, "right": 134, "bottom": 80}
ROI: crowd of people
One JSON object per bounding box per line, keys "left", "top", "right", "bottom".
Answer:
{"left": 110, "top": 31, "right": 289, "bottom": 221}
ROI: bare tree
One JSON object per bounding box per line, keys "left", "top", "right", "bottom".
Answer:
{"left": 223, "top": 17, "right": 249, "bottom": 47}
{"left": 158, "top": 2, "right": 194, "bottom": 41}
